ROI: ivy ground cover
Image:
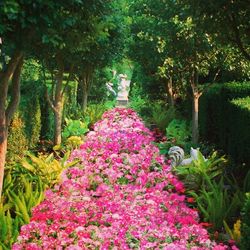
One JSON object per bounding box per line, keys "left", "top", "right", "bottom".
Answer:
{"left": 13, "top": 108, "right": 237, "bottom": 250}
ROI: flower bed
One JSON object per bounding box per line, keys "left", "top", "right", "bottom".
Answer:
{"left": 13, "top": 108, "right": 237, "bottom": 249}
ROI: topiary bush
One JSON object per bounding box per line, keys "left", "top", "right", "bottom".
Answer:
{"left": 200, "top": 82, "right": 250, "bottom": 166}
{"left": 227, "top": 97, "right": 250, "bottom": 165}
{"left": 7, "top": 112, "right": 29, "bottom": 161}
{"left": 27, "top": 97, "right": 42, "bottom": 148}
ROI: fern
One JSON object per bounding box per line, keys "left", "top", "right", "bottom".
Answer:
{"left": 166, "top": 119, "right": 191, "bottom": 147}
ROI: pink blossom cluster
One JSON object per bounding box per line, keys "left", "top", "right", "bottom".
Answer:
{"left": 13, "top": 108, "right": 237, "bottom": 250}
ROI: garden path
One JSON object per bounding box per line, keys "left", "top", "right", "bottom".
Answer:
{"left": 13, "top": 108, "right": 231, "bottom": 249}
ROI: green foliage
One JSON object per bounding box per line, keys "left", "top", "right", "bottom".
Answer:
{"left": 85, "top": 103, "right": 114, "bottom": 126}
{"left": 19, "top": 61, "right": 44, "bottom": 145}
{"left": 1, "top": 148, "right": 79, "bottom": 248}
{"left": 0, "top": 205, "right": 20, "bottom": 249}
{"left": 128, "top": 85, "right": 149, "bottom": 116}
{"left": 241, "top": 193, "right": 250, "bottom": 250}
{"left": 156, "top": 119, "right": 191, "bottom": 155}
{"left": 20, "top": 152, "right": 77, "bottom": 188}
{"left": 130, "top": 97, "right": 178, "bottom": 131}
{"left": 232, "top": 96, "right": 250, "bottom": 109}
{"left": 28, "top": 97, "right": 42, "bottom": 148}
{"left": 7, "top": 178, "right": 44, "bottom": 224}
{"left": 190, "top": 176, "right": 242, "bottom": 231}
{"left": 180, "top": 0, "right": 250, "bottom": 63}
{"left": 21, "top": 59, "right": 42, "bottom": 82}
{"left": 65, "top": 136, "right": 83, "bottom": 150}
{"left": 200, "top": 82, "right": 250, "bottom": 166}
{"left": 151, "top": 103, "right": 177, "bottom": 132}
{"left": 172, "top": 150, "right": 243, "bottom": 232}
{"left": 243, "top": 169, "right": 250, "bottom": 193}
{"left": 7, "top": 113, "right": 28, "bottom": 161}
{"left": 62, "top": 118, "right": 89, "bottom": 139}
{"left": 1, "top": 169, "right": 45, "bottom": 249}
{"left": 173, "top": 151, "right": 227, "bottom": 191}
{"left": 166, "top": 119, "right": 191, "bottom": 148}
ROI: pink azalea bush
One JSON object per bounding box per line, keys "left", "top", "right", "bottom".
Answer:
{"left": 13, "top": 108, "right": 237, "bottom": 250}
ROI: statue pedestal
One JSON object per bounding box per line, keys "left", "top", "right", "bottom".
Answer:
{"left": 116, "top": 100, "right": 128, "bottom": 107}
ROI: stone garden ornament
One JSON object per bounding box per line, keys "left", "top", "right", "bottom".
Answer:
{"left": 105, "top": 82, "right": 117, "bottom": 97}
{"left": 168, "top": 146, "right": 207, "bottom": 167}
{"left": 116, "top": 74, "right": 131, "bottom": 106}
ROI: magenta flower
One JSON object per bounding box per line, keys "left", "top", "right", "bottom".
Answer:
{"left": 13, "top": 108, "right": 237, "bottom": 250}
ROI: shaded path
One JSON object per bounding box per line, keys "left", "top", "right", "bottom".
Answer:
{"left": 14, "top": 108, "right": 230, "bottom": 250}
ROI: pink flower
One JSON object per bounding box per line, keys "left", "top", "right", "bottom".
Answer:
{"left": 13, "top": 108, "right": 230, "bottom": 250}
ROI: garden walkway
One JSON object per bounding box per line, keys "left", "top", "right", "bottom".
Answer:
{"left": 13, "top": 108, "right": 229, "bottom": 249}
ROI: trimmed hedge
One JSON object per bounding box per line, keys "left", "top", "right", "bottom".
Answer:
{"left": 200, "top": 82, "right": 250, "bottom": 166}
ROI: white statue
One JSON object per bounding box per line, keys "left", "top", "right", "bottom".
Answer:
{"left": 106, "top": 82, "right": 117, "bottom": 96}
{"left": 181, "top": 147, "right": 207, "bottom": 165}
{"left": 168, "top": 146, "right": 185, "bottom": 167}
{"left": 168, "top": 146, "right": 207, "bottom": 167}
{"left": 116, "top": 74, "right": 130, "bottom": 102}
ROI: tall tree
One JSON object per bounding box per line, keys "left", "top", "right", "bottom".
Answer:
{"left": 181, "top": 0, "right": 250, "bottom": 61}
{"left": 38, "top": 0, "right": 115, "bottom": 144}
{"left": 129, "top": 0, "right": 183, "bottom": 105}
{"left": 75, "top": 0, "right": 128, "bottom": 111}
{"left": 0, "top": 0, "right": 61, "bottom": 198}
{"left": 129, "top": 0, "right": 223, "bottom": 143}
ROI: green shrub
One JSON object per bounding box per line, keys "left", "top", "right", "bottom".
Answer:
{"left": 7, "top": 113, "right": 29, "bottom": 161}
{"left": 200, "top": 82, "right": 250, "bottom": 166}
{"left": 156, "top": 119, "right": 191, "bottom": 155}
{"left": 1, "top": 149, "right": 78, "bottom": 249}
{"left": 190, "top": 176, "right": 242, "bottom": 231}
{"left": 64, "top": 136, "right": 83, "bottom": 150}
{"left": 166, "top": 119, "right": 191, "bottom": 148}
{"left": 20, "top": 152, "right": 78, "bottom": 188}
{"left": 62, "top": 118, "right": 89, "bottom": 139}
{"left": 227, "top": 97, "right": 250, "bottom": 165}
{"left": 28, "top": 97, "right": 42, "bottom": 148}
{"left": 173, "top": 151, "right": 227, "bottom": 191}
{"left": 84, "top": 103, "right": 111, "bottom": 126}
{"left": 151, "top": 102, "right": 177, "bottom": 132}
{"left": 128, "top": 84, "right": 151, "bottom": 121}
{"left": 241, "top": 193, "right": 250, "bottom": 249}
{"left": 1, "top": 168, "right": 45, "bottom": 249}
{"left": 0, "top": 204, "right": 20, "bottom": 249}
{"left": 129, "top": 95, "right": 148, "bottom": 114}
{"left": 39, "top": 86, "right": 54, "bottom": 140}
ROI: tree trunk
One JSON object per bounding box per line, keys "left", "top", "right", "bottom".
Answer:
{"left": 0, "top": 119, "right": 7, "bottom": 200}
{"left": 79, "top": 69, "right": 92, "bottom": 113}
{"left": 166, "top": 77, "right": 174, "bottom": 107}
{"left": 53, "top": 107, "right": 62, "bottom": 145}
{"left": 46, "top": 57, "right": 64, "bottom": 146}
{"left": 53, "top": 63, "right": 64, "bottom": 145}
{"left": 190, "top": 70, "right": 202, "bottom": 144}
{"left": 77, "top": 81, "right": 83, "bottom": 106}
{"left": 192, "top": 94, "right": 199, "bottom": 144}
{"left": 0, "top": 51, "right": 23, "bottom": 199}
{"left": 83, "top": 90, "right": 88, "bottom": 112}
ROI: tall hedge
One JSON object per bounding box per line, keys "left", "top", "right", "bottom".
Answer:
{"left": 200, "top": 82, "right": 250, "bottom": 166}
{"left": 228, "top": 97, "right": 250, "bottom": 164}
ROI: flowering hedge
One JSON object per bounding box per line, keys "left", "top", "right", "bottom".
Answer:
{"left": 13, "top": 108, "right": 236, "bottom": 250}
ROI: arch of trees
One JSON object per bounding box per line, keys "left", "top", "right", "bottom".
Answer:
{"left": 0, "top": 0, "right": 249, "bottom": 199}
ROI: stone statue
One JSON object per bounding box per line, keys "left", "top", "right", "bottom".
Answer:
{"left": 168, "top": 146, "right": 185, "bottom": 167}
{"left": 116, "top": 74, "right": 130, "bottom": 106}
{"left": 168, "top": 146, "right": 207, "bottom": 167}
{"left": 106, "top": 82, "right": 117, "bottom": 97}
